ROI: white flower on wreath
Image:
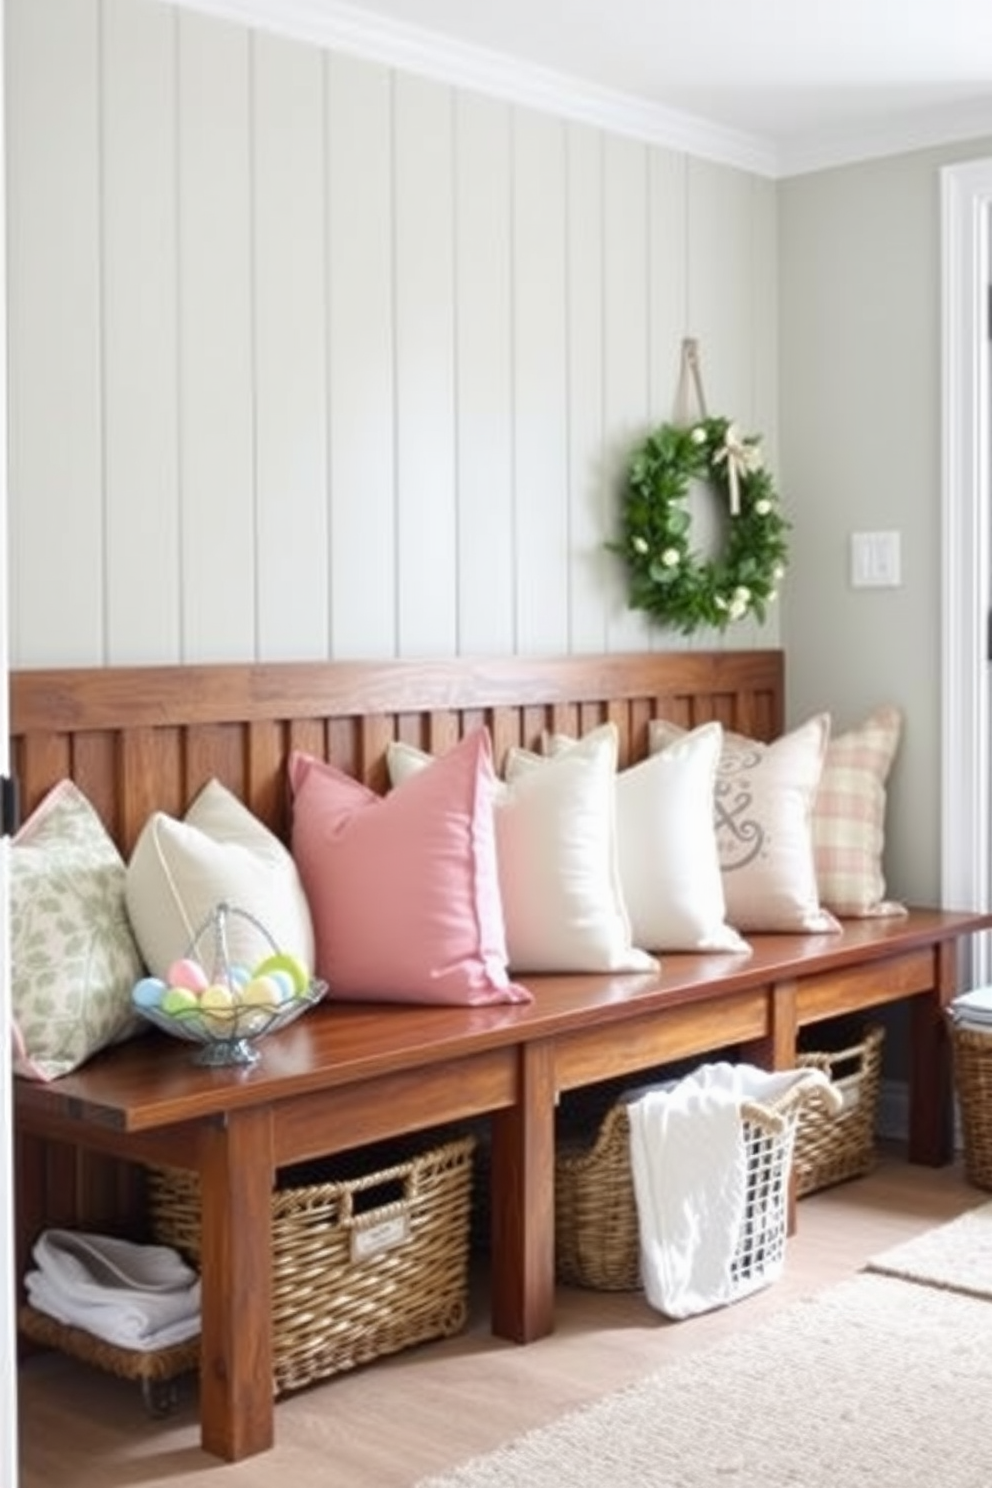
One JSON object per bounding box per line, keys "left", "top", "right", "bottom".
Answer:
{"left": 754, "top": 498, "right": 772, "bottom": 516}
{"left": 632, "top": 535, "right": 649, "bottom": 554}
{"left": 661, "top": 548, "right": 680, "bottom": 568}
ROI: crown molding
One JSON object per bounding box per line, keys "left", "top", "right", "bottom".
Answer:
{"left": 154, "top": 0, "right": 779, "bottom": 174}
{"left": 160, "top": 0, "right": 992, "bottom": 179}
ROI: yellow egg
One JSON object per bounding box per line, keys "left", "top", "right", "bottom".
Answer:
{"left": 240, "top": 975, "right": 283, "bottom": 1012}
{"left": 199, "top": 982, "right": 237, "bottom": 1034}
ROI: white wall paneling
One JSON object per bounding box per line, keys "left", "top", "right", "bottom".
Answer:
{"left": 7, "top": 0, "right": 103, "bottom": 664}
{"left": 325, "top": 54, "right": 396, "bottom": 660}
{"left": 103, "top": 0, "right": 181, "bottom": 662}
{"left": 454, "top": 91, "right": 515, "bottom": 656}
{"left": 177, "top": 11, "right": 254, "bottom": 661}
{"left": 253, "top": 31, "right": 329, "bottom": 661}
{"left": 602, "top": 133, "right": 653, "bottom": 655}
{"left": 565, "top": 122, "right": 608, "bottom": 654}
{"left": 512, "top": 109, "right": 569, "bottom": 654}
{"left": 393, "top": 73, "right": 457, "bottom": 657}
{"left": 6, "top": 0, "right": 781, "bottom": 670}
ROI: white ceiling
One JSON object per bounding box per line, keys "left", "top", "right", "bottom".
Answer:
{"left": 177, "top": 0, "right": 992, "bottom": 176}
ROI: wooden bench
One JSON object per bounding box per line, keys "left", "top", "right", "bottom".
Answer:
{"left": 11, "top": 649, "right": 991, "bottom": 1462}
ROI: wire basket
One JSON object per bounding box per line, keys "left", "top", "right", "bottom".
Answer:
{"left": 132, "top": 903, "right": 326, "bottom": 1067}
{"left": 555, "top": 1075, "right": 830, "bottom": 1296}
{"left": 793, "top": 1025, "right": 885, "bottom": 1197}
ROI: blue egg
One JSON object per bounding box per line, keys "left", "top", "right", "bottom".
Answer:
{"left": 132, "top": 975, "right": 167, "bottom": 1009}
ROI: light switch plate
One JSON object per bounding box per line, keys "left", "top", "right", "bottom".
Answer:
{"left": 850, "top": 531, "right": 901, "bottom": 588}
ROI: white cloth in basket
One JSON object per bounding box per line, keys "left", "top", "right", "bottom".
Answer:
{"left": 627, "top": 1062, "right": 834, "bottom": 1320}
{"left": 25, "top": 1228, "right": 201, "bottom": 1351}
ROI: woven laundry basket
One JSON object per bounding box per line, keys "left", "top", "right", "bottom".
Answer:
{"left": 950, "top": 1023, "right": 992, "bottom": 1190}
{"left": 148, "top": 1133, "right": 475, "bottom": 1395}
{"left": 17, "top": 1303, "right": 198, "bottom": 1416}
{"left": 792, "top": 1025, "right": 885, "bottom": 1197}
{"left": 555, "top": 1075, "right": 827, "bottom": 1295}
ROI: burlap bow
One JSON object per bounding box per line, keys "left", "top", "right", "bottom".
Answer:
{"left": 713, "top": 422, "right": 763, "bottom": 516}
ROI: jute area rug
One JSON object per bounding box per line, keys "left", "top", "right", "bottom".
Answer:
{"left": 866, "top": 1197, "right": 992, "bottom": 1300}
{"left": 414, "top": 1271, "right": 992, "bottom": 1488}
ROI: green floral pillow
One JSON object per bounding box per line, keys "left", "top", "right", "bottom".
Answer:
{"left": 10, "top": 780, "right": 145, "bottom": 1081}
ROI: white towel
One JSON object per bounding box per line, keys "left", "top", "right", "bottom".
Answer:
{"left": 26, "top": 1229, "right": 201, "bottom": 1352}
{"left": 627, "top": 1063, "right": 836, "bottom": 1320}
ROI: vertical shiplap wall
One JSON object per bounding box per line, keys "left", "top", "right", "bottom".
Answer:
{"left": 5, "top": 0, "right": 780, "bottom": 666}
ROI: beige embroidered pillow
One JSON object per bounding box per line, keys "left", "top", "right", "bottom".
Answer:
{"left": 649, "top": 715, "right": 840, "bottom": 934}
{"left": 10, "top": 780, "right": 145, "bottom": 1082}
{"left": 813, "top": 706, "right": 906, "bottom": 918}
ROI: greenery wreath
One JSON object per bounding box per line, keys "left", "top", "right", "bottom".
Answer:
{"left": 610, "top": 415, "right": 790, "bottom": 635}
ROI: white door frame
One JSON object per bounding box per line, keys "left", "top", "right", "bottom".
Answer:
{"left": 941, "top": 156, "right": 992, "bottom": 985}
{"left": 0, "top": 0, "right": 17, "bottom": 1477}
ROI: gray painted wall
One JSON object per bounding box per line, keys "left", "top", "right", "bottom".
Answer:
{"left": 780, "top": 136, "right": 992, "bottom": 907}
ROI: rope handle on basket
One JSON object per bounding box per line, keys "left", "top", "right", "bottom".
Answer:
{"left": 338, "top": 1159, "right": 418, "bottom": 1228}
{"left": 741, "top": 1078, "right": 844, "bottom": 1134}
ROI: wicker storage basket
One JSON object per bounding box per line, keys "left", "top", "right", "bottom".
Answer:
{"left": 148, "top": 1133, "right": 475, "bottom": 1395}
{"left": 792, "top": 1025, "right": 884, "bottom": 1197}
{"left": 555, "top": 1077, "right": 820, "bottom": 1295}
{"left": 17, "top": 1303, "right": 198, "bottom": 1417}
{"left": 950, "top": 1024, "right": 992, "bottom": 1189}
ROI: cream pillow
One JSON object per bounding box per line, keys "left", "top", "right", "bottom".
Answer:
{"left": 126, "top": 779, "right": 315, "bottom": 979}
{"left": 11, "top": 780, "right": 145, "bottom": 1081}
{"left": 387, "top": 725, "right": 656, "bottom": 975}
{"left": 813, "top": 706, "right": 906, "bottom": 918}
{"left": 649, "top": 715, "right": 840, "bottom": 934}
{"left": 534, "top": 723, "right": 748, "bottom": 954}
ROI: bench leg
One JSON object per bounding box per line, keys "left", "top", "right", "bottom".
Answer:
{"left": 197, "top": 1108, "right": 275, "bottom": 1462}
{"left": 489, "top": 1040, "right": 556, "bottom": 1344}
{"left": 908, "top": 955, "right": 955, "bottom": 1167}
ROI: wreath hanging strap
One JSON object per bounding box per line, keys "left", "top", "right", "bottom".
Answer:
{"left": 610, "top": 341, "right": 789, "bottom": 635}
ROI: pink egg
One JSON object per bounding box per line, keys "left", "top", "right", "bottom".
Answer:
{"left": 165, "top": 956, "right": 209, "bottom": 993}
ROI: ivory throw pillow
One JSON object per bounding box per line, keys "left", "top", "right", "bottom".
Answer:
{"left": 533, "top": 723, "right": 749, "bottom": 954}
{"left": 649, "top": 715, "right": 840, "bottom": 935}
{"left": 387, "top": 724, "right": 656, "bottom": 975}
{"left": 813, "top": 706, "right": 906, "bottom": 918}
{"left": 11, "top": 780, "right": 145, "bottom": 1082}
{"left": 125, "top": 779, "right": 315, "bottom": 979}
{"left": 289, "top": 728, "right": 528, "bottom": 1005}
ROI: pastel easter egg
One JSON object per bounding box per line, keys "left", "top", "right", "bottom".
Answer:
{"left": 227, "top": 963, "right": 252, "bottom": 991}
{"left": 166, "top": 957, "right": 209, "bottom": 993}
{"left": 265, "top": 969, "right": 296, "bottom": 1004}
{"left": 162, "top": 986, "right": 200, "bottom": 1017}
{"left": 240, "top": 975, "right": 283, "bottom": 1012}
{"left": 199, "top": 983, "right": 238, "bottom": 1034}
{"left": 253, "top": 952, "right": 309, "bottom": 995}
{"left": 132, "top": 976, "right": 167, "bottom": 1009}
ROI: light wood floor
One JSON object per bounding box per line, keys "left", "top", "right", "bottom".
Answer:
{"left": 17, "top": 1148, "right": 984, "bottom": 1488}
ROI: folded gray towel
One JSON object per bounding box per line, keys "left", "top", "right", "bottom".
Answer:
{"left": 26, "top": 1229, "right": 200, "bottom": 1352}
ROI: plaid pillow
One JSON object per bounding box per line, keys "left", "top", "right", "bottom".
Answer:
{"left": 813, "top": 706, "right": 906, "bottom": 918}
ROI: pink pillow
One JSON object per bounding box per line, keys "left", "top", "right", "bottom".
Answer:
{"left": 288, "top": 728, "right": 530, "bottom": 1006}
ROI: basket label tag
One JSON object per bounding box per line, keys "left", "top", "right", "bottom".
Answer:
{"left": 351, "top": 1213, "right": 410, "bottom": 1261}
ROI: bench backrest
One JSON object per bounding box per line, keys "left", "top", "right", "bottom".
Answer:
{"left": 10, "top": 650, "right": 784, "bottom": 856}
